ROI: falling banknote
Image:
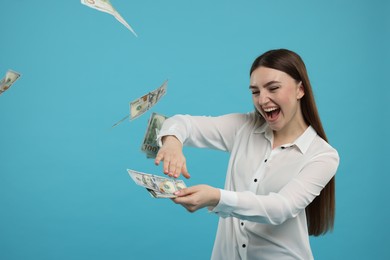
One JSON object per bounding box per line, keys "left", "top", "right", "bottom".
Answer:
{"left": 141, "top": 112, "right": 168, "bottom": 158}
{"left": 127, "top": 169, "right": 186, "bottom": 198}
{"left": 111, "top": 80, "right": 168, "bottom": 127}
{"left": 81, "top": 0, "right": 137, "bottom": 37}
{"left": 0, "top": 70, "right": 21, "bottom": 95}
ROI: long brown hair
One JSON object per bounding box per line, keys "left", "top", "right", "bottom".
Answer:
{"left": 250, "top": 49, "right": 335, "bottom": 236}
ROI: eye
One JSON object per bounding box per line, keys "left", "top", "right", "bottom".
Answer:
{"left": 251, "top": 90, "right": 259, "bottom": 96}
{"left": 268, "top": 86, "right": 279, "bottom": 92}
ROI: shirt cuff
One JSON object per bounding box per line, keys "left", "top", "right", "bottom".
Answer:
{"left": 156, "top": 126, "right": 185, "bottom": 147}
{"left": 208, "top": 189, "right": 238, "bottom": 217}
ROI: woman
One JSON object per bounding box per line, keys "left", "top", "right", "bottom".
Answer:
{"left": 155, "top": 49, "right": 339, "bottom": 259}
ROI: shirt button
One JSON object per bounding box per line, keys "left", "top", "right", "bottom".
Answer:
{"left": 254, "top": 178, "right": 258, "bottom": 182}
{"left": 281, "top": 146, "right": 286, "bottom": 149}
{"left": 241, "top": 222, "right": 244, "bottom": 226}
{"left": 242, "top": 244, "right": 246, "bottom": 248}
{"left": 264, "top": 159, "right": 268, "bottom": 163}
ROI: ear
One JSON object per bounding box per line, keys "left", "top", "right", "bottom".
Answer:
{"left": 296, "top": 82, "right": 305, "bottom": 99}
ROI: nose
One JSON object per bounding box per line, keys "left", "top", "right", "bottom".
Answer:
{"left": 257, "top": 91, "right": 269, "bottom": 106}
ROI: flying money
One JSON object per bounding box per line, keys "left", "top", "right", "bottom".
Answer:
{"left": 0, "top": 70, "right": 21, "bottom": 95}
{"left": 111, "top": 80, "right": 168, "bottom": 127}
{"left": 81, "top": 0, "right": 138, "bottom": 37}
{"left": 130, "top": 80, "right": 167, "bottom": 120}
{"left": 127, "top": 169, "right": 186, "bottom": 198}
{"left": 141, "top": 112, "right": 168, "bottom": 158}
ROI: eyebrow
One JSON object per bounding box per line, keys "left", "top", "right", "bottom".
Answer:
{"left": 249, "top": 80, "right": 281, "bottom": 89}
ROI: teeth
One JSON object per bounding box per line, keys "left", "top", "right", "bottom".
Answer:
{"left": 263, "top": 107, "right": 278, "bottom": 112}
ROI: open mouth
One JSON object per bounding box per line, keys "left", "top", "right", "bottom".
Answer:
{"left": 263, "top": 107, "right": 280, "bottom": 121}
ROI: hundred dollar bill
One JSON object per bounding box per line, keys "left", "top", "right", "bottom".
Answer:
{"left": 81, "top": 0, "right": 137, "bottom": 37}
{"left": 111, "top": 80, "right": 168, "bottom": 127}
{"left": 127, "top": 169, "right": 186, "bottom": 198}
{"left": 130, "top": 80, "right": 167, "bottom": 120}
{"left": 0, "top": 70, "right": 21, "bottom": 95}
{"left": 141, "top": 112, "right": 168, "bottom": 158}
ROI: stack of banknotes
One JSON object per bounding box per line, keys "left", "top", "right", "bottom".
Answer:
{"left": 127, "top": 169, "right": 186, "bottom": 198}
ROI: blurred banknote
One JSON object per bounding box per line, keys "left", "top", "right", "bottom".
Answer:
{"left": 0, "top": 70, "right": 21, "bottom": 95}
{"left": 81, "top": 0, "right": 137, "bottom": 37}
{"left": 130, "top": 80, "right": 167, "bottom": 120}
{"left": 127, "top": 169, "right": 186, "bottom": 198}
{"left": 141, "top": 112, "right": 168, "bottom": 158}
{"left": 111, "top": 80, "right": 168, "bottom": 127}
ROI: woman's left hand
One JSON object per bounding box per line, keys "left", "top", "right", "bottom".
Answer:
{"left": 172, "top": 185, "right": 220, "bottom": 212}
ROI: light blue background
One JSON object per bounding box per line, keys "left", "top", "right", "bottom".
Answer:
{"left": 1, "top": 1, "right": 389, "bottom": 259}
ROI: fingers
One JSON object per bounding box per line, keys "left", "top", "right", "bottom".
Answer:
{"left": 162, "top": 155, "right": 171, "bottom": 175}
{"left": 155, "top": 151, "right": 189, "bottom": 178}
{"left": 154, "top": 153, "right": 163, "bottom": 166}
{"left": 166, "top": 158, "right": 186, "bottom": 178}
{"left": 172, "top": 185, "right": 220, "bottom": 213}
{"left": 174, "top": 187, "right": 192, "bottom": 197}
{"left": 181, "top": 163, "right": 191, "bottom": 179}
{"left": 154, "top": 150, "right": 174, "bottom": 175}
{"left": 172, "top": 187, "right": 198, "bottom": 212}
{"left": 167, "top": 158, "right": 179, "bottom": 177}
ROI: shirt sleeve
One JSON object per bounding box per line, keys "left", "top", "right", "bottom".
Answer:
{"left": 157, "top": 113, "right": 253, "bottom": 152}
{"left": 211, "top": 150, "right": 340, "bottom": 225}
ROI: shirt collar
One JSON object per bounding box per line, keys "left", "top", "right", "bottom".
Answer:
{"left": 254, "top": 123, "right": 317, "bottom": 154}
{"left": 292, "top": 126, "right": 317, "bottom": 154}
{"left": 253, "top": 119, "right": 268, "bottom": 134}
{"left": 253, "top": 122, "right": 273, "bottom": 143}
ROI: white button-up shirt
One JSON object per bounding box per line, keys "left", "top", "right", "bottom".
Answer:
{"left": 158, "top": 112, "right": 339, "bottom": 260}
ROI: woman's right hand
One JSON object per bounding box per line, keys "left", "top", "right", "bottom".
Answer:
{"left": 154, "top": 135, "right": 190, "bottom": 179}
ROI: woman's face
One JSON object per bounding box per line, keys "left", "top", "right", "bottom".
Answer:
{"left": 249, "top": 66, "right": 305, "bottom": 134}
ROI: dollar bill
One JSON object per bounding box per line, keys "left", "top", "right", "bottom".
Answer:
{"left": 127, "top": 169, "right": 186, "bottom": 198}
{"left": 81, "top": 0, "right": 138, "bottom": 37}
{"left": 141, "top": 112, "right": 168, "bottom": 158}
{"left": 111, "top": 80, "right": 168, "bottom": 128}
{"left": 130, "top": 80, "right": 168, "bottom": 120}
{"left": 0, "top": 70, "right": 21, "bottom": 95}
